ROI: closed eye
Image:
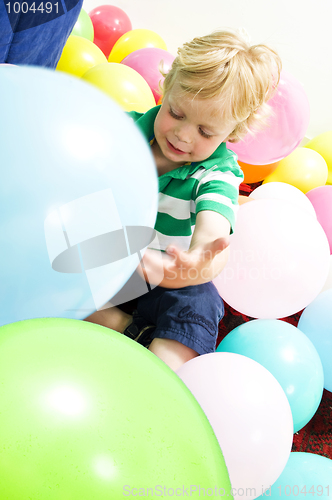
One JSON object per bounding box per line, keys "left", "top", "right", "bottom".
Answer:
{"left": 199, "top": 128, "right": 212, "bottom": 139}
{"left": 169, "top": 107, "right": 182, "bottom": 120}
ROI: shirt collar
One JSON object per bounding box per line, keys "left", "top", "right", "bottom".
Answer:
{"left": 134, "top": 105, "right": 230, "bottom": 181}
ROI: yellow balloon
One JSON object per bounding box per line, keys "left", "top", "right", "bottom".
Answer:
{"left": 305, "top": 130, "right": 332, "bottom": 185}
{"left": 82, "top": 62, "right": 156, "bottom": 113}
{"left": 108, "top": 29, "right": 167, "bottom": 63}
{"left": 56, "top": 35, "right": 107, "bottom": 78}
{"left": 263, "top": 147, "right": 328, "bottom": 193}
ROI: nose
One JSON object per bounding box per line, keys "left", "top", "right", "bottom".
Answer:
{"left": 174, "top": 123, "right": 192, "bottom": 144}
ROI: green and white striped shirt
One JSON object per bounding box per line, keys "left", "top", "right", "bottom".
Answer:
{"left": 128, "top": 106, "right": 244, "bottom": 252}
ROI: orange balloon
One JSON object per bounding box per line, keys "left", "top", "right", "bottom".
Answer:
{"left": 238, "top": 160, "right": 280, "bottom": 184}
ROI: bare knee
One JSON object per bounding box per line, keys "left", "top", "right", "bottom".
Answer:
{"left": 148, "top": 338, "right": 199, "bottom": 371}
{"left": 84, "top": 307, "right": 132, "bottom": 333}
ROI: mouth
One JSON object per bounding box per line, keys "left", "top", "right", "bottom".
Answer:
{"left": 166, "top": 139, "right": 187, "bottom": 155}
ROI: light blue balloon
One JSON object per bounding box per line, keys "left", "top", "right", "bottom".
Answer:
{"left": 298, "top": 289, "right": 332, "bottom": 392}
{"left": 256, "top": 452, "right": 332, "bottom": 500}
{"left": 217, "top": 319, "right": 324, "bottom": 433}
{"left": 0, "top": 65, "right": 158, "bottom": 326}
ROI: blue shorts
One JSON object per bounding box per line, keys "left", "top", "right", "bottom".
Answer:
{"left": 133, "top": 282, "right": 224, "bottom": 355}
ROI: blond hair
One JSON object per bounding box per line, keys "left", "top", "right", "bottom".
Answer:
{"left": 161, "top": 29, "right": 282, "bottom": 142}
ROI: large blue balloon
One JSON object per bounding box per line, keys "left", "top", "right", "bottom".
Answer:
{"left": 217, "top": 319, "right": 324, "bottom": 433}
{"left": 0, "top": 65, "right": 158, "bottom": 326}
{"left": 298, "top": 289, "right": 332, "bottom": 392}
{"left": 256, "top": 452, "right": 332, "bottom": 500}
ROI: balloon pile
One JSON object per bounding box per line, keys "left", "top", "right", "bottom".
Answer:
{"left": 56, "top": 5, "right": 174, "bottom": 111}
{"left": 235, "top": 128, "right": 330, "bottom": 189}
{"left": 2, "top": 5, "right": 332, "bottom": 497}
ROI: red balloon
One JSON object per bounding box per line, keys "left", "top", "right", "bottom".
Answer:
{"left": 89, "top": 5, "right": 132, "bottom": 58}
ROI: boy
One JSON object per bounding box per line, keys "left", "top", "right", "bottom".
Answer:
{"left": 86, "top": 29, "right": 282, "bottom": 371}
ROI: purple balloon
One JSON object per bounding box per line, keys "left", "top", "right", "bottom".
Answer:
{"left": 228, "top": 70, "right": 310, "bottom": 165}
{"left": 121, "top": 47, "right": 174, "bottom": 103}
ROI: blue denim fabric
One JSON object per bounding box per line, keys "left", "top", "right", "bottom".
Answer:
{"left": 135, "top": 282, "right": 224, "bottom": 355}
{"left": 0, "top": 0, "right": 82, "bottom": 67}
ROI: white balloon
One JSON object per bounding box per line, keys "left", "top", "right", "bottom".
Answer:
{"left": 249, "top": 182, "right": 317, "bottom": 218}
{"left": 319, "top": 254, "right": 332, "bottom": 294}
{"left": 213, "top": 200, "right": 330, "bottom": 318}
{"left": 177, "top": 352, "right": 293, "bottom": 500}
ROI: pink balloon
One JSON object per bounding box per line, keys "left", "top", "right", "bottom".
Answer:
{"left": 227, "top": 70, "right": 310, "bottom": 165}
{"left": 306, "top": 186, "right": 332, "bottom": 254}
{"left": 177, "top": 352, "right": 293, "bottom": 500}
{"left": 213, "top": 199, "right": 330, "bottom": 318}
{"left": 121, "top": 47, "right": 175, "bottom": 103}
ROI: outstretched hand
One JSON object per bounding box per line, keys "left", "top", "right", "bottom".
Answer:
{"left": 137, "top": 236, "right": 230, "bottom": 289}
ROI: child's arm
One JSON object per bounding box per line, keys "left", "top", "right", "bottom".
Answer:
{"left": 137, "top": 210, "right": 231, "bottom": 289}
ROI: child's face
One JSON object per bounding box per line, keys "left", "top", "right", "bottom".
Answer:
{"left": 154, "top": 82, "right": 238, "bottom": 166}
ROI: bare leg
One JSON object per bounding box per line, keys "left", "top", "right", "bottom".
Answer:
{"left": 84, "top": 307, "right": 132, "bottom": 333}
{"left": 85, "top": 310, "right": 199, "bottom": 371}
{"left": 148, "top": 338, "right": 199, "bottom": 371}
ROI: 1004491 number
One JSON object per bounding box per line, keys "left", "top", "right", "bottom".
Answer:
{"left": 277, "top": 485, "right": 330, "bottom": 497}
{"left": 5, "top": 2, "right": 59, "bottom": 14}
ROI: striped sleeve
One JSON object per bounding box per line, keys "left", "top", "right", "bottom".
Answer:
{"left": 194, "top": 162, "right": 244, "bottom": 233}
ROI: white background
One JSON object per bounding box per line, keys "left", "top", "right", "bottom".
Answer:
{"left": 82, "top": 0, "right": 332, "bottom": 140}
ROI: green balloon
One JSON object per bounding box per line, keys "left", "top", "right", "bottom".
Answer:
{"left": 0, "top": 318, "right": 232, "bottom": 499}
{"left": 71, "top": 8, "right": 94, "bottom": 42}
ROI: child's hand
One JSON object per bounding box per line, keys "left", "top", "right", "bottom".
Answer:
{"left": 166, "top": 237, "right": 229, "bottom": 265}
{"left": 165, "top": 237, "right": 230, "bottom": 284}
{"left": 137, "top": 211, "right": 232, "bottom": 288}
{"left": 137, "top": 237, "right": 230, "bottom": 289}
